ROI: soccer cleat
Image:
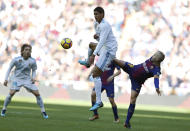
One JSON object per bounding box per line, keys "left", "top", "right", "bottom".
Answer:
{"left": 78, "top": 60, "right": 90, "bottom": 68}
{"left": 89, "top": 102, "right": 103, "bottom": 111}
{"left": 1, "top": 109, "right": 6, "bottom": 117}
{"left": 124, "top": 122, "right": 131, "bottom": 129}
{"left": 42, "top": 112, "right": 48, "bottom": 119}
{"left": 89, "top": 115, "right": 99, "bottom": 121}
{"left": 113, "top": 118, "right": 120, "bottom": 123}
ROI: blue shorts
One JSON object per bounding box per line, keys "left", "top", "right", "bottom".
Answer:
{"left": 123, "top": 62, "right": 142, "bottom": 94}
{"left": 93, "top": 84, "right": 114, "bottom": 98}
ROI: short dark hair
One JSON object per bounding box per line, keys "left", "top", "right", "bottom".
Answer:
{"left": 94, "top": 6, "right": 104, "bottom": 15}
{"left": 21, "top": 44, "right": 32, "bottom": 57}
{"left": 158, "top": 51, "right": 165, "bottom": 61}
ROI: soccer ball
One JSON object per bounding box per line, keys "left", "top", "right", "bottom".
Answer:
{"left": 60, "top": 38, "right": 72, "bottom": 49}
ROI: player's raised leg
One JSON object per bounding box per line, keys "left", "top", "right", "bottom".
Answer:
{"left": 31, "top": 90, "right": 48, "bottom": 119}
{"left": 89, "top": 89, "right": 99, "bottom": 121}
{"left": 78, "top": 42, "right": 97, "bottom": 68}
{"left": 113, "top": 58, "right": 126, "bottom": 69}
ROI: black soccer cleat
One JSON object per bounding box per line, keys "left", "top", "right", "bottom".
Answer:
{"left": 124, "top": 122, "right": 131, "bottom": 129}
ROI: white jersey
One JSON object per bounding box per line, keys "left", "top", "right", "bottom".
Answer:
{"left": 5, "top": 56, "right": 37, "bottom": 82}
{"left": 93, "top": 18, "right": 118, "bottom": 56}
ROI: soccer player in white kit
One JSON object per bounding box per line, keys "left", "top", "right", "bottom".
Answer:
{"left": 78, "top": 7, "right": 118, "bottom": 111}
{"left": 1, "top": 44, "right": 48, "bottom": 119}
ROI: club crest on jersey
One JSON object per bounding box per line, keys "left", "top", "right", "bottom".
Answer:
{"left": 150, "top": 66, "right": 154, "bottom": 69}
{"left": 19, "top": 59, "right": 22, "bottom": 63}
{"left": 128, "top": 63, "right": 134, "bottom": 68}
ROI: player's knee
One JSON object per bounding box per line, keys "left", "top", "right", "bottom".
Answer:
{"left": 9, "top": 90, "right": 16, "bottom": 96}
{"left": 92, "top": 67, "right": 102, "bottom": 78}
{"left": 89, "top": 42, "right": 97, "bottom": 50}
{"left": 109, "top": 98, "right": 116, "bottom": 106}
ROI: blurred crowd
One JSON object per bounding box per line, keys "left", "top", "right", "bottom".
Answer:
{"left": 0, "top": 0, "right": 190, "bottom": 96}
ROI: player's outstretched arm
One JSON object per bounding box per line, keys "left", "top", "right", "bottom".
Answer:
{"left": 154, "top": 75, "right": 161, "bottom": 96}
{"left": 107, "top": 69, "right": 121, "bottom": 83}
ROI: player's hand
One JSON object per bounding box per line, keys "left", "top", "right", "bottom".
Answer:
{"left": 89, "top": 55, "right": 95, "bottom": 65}
{"left": 107, "top": 76, "right": 114, "bottom": 83}
{"left": 94, "top": 34, "right": 99, "bottom": 39}
{"left": 156, "top": 88, "right": 161, "bottom": 96}
{"left": 4, "top": 80, "right": 8, "bottom": 86}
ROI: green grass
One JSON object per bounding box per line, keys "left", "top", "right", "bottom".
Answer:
{"left": 0, "top": 98, "right": 189, "bottom": 131}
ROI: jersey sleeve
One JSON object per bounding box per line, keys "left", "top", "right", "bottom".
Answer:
{"left": 93, "top": 24, "right": 110, "bottom": 56}
{"left": 152, "top": 66, "right": 161, "bottom": 76}
{"left": 5, "top": 58, "right": 16, "bottom": 80}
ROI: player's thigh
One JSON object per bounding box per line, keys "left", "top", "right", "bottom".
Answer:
{"left": 95, "top": 50, "right": 114, "bottom": 72}
{"left": 24, "top": 84, "right": 40, "bottom": 96}
{"left": 10, "top": 81, "right": 21, "bottom": 94}
{"left": 113, "top": 59, "right": 126, "bottom": 68}
{"left": 131, "top": 79, "right": 141, "bottom": 93}
{"left": 91, "top": 65, "right": 103, "bottom": 77}
{"left": 122, "top": 62, "right": 134, "bottom": 74}
{"left": 104, "top": 85, "right": 114, "bottom": 98}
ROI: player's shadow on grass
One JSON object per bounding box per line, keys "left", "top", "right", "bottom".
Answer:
{"left": 0, "top": 100, "right": 189, "bottom": 131}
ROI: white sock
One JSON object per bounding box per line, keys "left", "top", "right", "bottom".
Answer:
{"left": 87, "top": 48, "right": 93, "bottom": 63}
{"left": 3, "top": 94, "right": 12, "bottom": 110}
{"left": 36, "top": 96, "right": 45, "bottom": 112}
{"left": 93, "top": 77, "right": 102, "bottom": 103}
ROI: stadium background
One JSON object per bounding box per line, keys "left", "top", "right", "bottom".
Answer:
{"left": 0, "top": 0, "right": 190, "bottom": 109}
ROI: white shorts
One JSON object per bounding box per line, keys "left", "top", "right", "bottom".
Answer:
{"left": 10, "top": 80, "right": 38, "bottom": 92}
{"left": 95, "top": 50, "right": 115, "bottom": 72}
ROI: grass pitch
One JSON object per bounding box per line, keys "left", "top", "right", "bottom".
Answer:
{"left": 0, "top": 98, "right": 189, "bottom": 131}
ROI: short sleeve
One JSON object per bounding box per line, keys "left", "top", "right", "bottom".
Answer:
{"left": 152, "top": 67, "right": 161, "bottom": 76}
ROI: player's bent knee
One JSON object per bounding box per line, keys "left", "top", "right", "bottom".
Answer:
{"left": 92, "top": 67, "right": 102, "bottom": 78}
{"left": 89, "top": 42, "right": 97, "bottom": 50}
{"left": 109, "top": 98, "right": 116, "bottom": 105}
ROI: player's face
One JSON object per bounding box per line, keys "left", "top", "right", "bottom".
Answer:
{"left": 94, "top": 11, "right": 104, "bottom": 23}
{"left": 22, "top": 46, "right": 31, "bottom": 59}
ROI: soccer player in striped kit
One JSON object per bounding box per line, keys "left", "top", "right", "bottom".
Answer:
{"left": 113, "top": 51, "right": 165, "bottom": 128}
{"left": 78, "top": 6, "right": 118, "bottom": 111}
{"left": 1, "top": 44, "right": 48, "bottom": 119}
{"left": 89, "top": 61, "right": 121, "bottom": 123}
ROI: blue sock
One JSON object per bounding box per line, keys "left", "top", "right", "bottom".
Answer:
{"left": 126, "top": 103, "right": 135, "bottom": 124}
{"left": 112, "top": 106, "right": 119, "bottom": 120}
{"left": 92, "top": 101, "right": 98, "bottom": 115}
